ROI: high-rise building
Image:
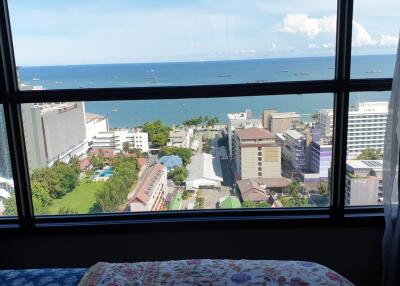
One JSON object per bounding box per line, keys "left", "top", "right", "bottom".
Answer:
{"left": 345, "top": 160, "right": 383, "bottom": 206}
{"left": 92, "top": 129, "right": 149, "bottom": 153}
{"left": 129, "top": 163, "right": 167, "bottom": 212}
{"left": 22, "top": 102, "right": 87, "bottom": 171}
{"left": 318, "top": 101, "right": 388, "bottom": 157}
{"left": 280, "top": 130, "right": 308, "bottom": 172}
{"left": 0, "top": 107, "right": 12, "bottom": 179}
{"left": 310, "top": 137, "right": 332, "bottom": 180}
{"left": 264, "top": 111, "right": 300, "bottom": 134}
{"left": 227, "top": 109, "right": 262, "bottom": 159}
{"left": 262, "top": 109, "right": 277, "bottom": 129}
{"left": 234, "top": 127, "right": 281, "bottom": 180}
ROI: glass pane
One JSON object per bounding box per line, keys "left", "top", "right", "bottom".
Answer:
{"left": 351, "top": 0, "right": 399, "bottom": 78}
{"left": 344, "top": 92, "right": 390, "bottom": 206}
{"left": 9, "top": 0, "right": 337, "bottom": 89}
{"left": 0, "top": 105, "right": 16, "bottom": 216}
{"left": 21, "top": 93, "right": 333, "bottom": 215}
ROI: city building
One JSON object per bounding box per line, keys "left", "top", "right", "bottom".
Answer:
{"left": 168, "top": 128, "right": 194, "bottom": 149}
{"left": 185, "top": 153, "right": 223, "bottom": 190}
{"left": 22, "top": 102, "right": 87, "bottom": 171}
{"left": 318, "top": 101, "right": 388, "bottom": 157}
{"left": 0, "top": 177, "right": 14, "bottom": 215}
{"left": 85, "top": 113, "right": 109, "bottom": 147}
{"left": 263, "top": 111, "right": 300, "bottom": 134}
{"left": 345, "top": 160, "right": 383, "bottom": 206}
{"left": 236, "top": 177, "right": 291, "bottom": 202}
{"left": 0, "top": 107, "right": 12, "bottom": 179}
{"left": 310, "top": 134, "right": 332, "bottom": 180}
{"left": 227, "top": 109, "right": 262, "bottom": 159}
{"left": 92, "top": 129, "right": 149, "bottom": 153}
{"left": 262, "top": 109, "right": 277, "bottom": 129}
{"left": 159, "top": 155, "right": 183, "bottom": 171}
{"left": 279, "top": 130, "right": 308, "bottom": 172}
{"left": 129, "top": 163, "right": 168, "bottom": 212}
{"left": 234, "top": 128, "right": 281, "bottom": 180}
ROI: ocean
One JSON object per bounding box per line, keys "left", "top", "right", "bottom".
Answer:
{"left": 18, "top": 55, "right": 395, "bottom": 127}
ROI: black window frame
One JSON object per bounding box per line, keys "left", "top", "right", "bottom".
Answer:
{"left": 0, "top": 0, "right": 391, "bottom": 232}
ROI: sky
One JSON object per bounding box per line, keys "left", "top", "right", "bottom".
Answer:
{"left": 8, "top": 0, "right": 400, "bottom": 66}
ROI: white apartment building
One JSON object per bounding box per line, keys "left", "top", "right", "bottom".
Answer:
{"left": 279, "top": 130, "right": 308, "bottom": 171}
{"left": 227, "top": 109, "right": 263, "bottom": 159}
{"left": 318, "top": 101, "right": 388, "bottom": 157}
{"left": 129, "top": 163, "right": 168, "bottom": 212}
{"left": 168, "top": 128, "right": 194, "bottom": 149}
{"left": 85, "top": 113, "right": 109, "bottom": 146}
{"left": 92, "top": 129, "right": 149, "bottom": 153}
{"left": 345, "top": 160, "right": 383, "bottom": 206}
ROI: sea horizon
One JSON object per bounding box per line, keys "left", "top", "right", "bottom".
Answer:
{"left": 17, "top": 54, "right": 395, "bottom": 128}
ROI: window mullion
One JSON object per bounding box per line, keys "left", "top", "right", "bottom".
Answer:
{"left": 0, "top": 0, "right": 34, "bottom": 227}
{"left": 331, "top": 0, "right": 354, "bottom": 217}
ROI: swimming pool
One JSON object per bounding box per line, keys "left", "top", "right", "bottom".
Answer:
{"left": 99, "top": 167, "right": 114, "bottom": 177}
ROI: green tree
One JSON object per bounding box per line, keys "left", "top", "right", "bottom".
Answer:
{"left": 286, "top": 181, "right": 302, "bottom": 198}
{"left": 69, "top": 155, "right": 81, "bottom": 174}
{"left": 3, "top": 190, "right": 17, "bottom": 216}
{"left": 142, "top": 120, "right": 171, "bottom": 147}
{"left": 90, "top": 154, "right": 106, "bottom": 170}
{"left": 182, "top": 190, "right": 191, "bottom": 200}
{"left": 122, "top": 142, "right": 131, "bottom": 153}
{"left": 183, "top": 116, "right": 203, "bottom": 129}
{"left": 357, "top": 148, "right": 383, "bottom": 160}
{"left": 58, "top": 206, "right": 78, "bottom": 215}
{"left": 280, "top": 197, "right": 311, "bottom": 208}
{"left": 160, "top": 146, "right": 192, "bottom": 166}
{"left": 94, "top": 156, "right": 139, "bottom": 212}
{"left": 168, "top": 167, "right": 189, "bottom": 185}
{"left": 242, "top": 201, "right": 258, "bottom": 208}
{"left": 317, "top": 182, "right": 329, "bottom": 198}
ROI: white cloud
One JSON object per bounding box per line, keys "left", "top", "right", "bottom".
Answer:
{"left": 280, "top": 14, "right": 336, "bottom": 38}
{"left": 352, "top": 21, "right": 376, "bottom": 47}
{"left": 378, "top": 34, "right": 399, "bottom": 47}
{"left": 322, "top": 43, "right": 334, "bottom": 48}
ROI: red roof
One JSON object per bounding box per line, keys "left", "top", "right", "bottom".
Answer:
{"left": 79, "top": 158, "right": 91, "bottom": 171}
{"left": 236, "top": 127, "right": 275, "bottom": 140}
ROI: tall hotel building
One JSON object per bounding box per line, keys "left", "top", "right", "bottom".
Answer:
{"left": 22, "top": 102, "right": 87, "bottom": 171}
{"left": 0, "top": 106, "right": 12, "bottom": 179}
{"left": 233, "top": 127, "right": 281, "bottom": 180}
{"left": 318, "top": 101, "right": 388, "bottom": 157}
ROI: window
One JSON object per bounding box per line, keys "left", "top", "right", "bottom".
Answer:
{"left": 9, "top": 0, "right": 337, "bottom": 89}
{"left": 0, "top": 0, "right": 394, "bottom": 224}
{"left": 0, "top": 105, "right": 16, "bottom": 216}
{"left": 351, "top": 0, "right": 399, "bottom": 78}
{"left": 20, "top": 93, "right": 333, "bottom": 215}
{"left": 345, "top": 92, "right": 390, "bottom": 207}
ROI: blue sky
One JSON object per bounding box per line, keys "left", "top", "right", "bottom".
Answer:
{"left": 8, "top": 0, "right": 400, "bottom": 66}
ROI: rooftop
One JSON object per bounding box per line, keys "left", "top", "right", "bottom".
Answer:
{"left": 347, "top": 160, "right": 383, "bottom": 171}
{"left": 270, "top": 112, "right": 300, "bottom": 119}
{"left": 130, "top": 163, "right": 166, "bottom": 205}
{"left": 236, "top": 127, "right": 275, "bottom": 140}
{"left": 284, "top": 129, "right": 305, "bottom": 140}
{"left": 159, "top": 155, "right": 183, "bottom": 169}
{"left": 86, "top": 112, "right": 106, "bottom": 123}
{"left": 237, "top": 177, "right": 292, "bottom": 202}
{"left": 185, "top": 153, "right": 223, "bottom": 183}
{"left": 220, "top": 196, "right": 242, "bottom": 209}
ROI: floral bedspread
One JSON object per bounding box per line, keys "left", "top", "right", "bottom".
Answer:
{"left": 79, "top": 259, "right": 354, "bottom": 286}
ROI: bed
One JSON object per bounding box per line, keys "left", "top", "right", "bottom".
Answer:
{"left": 0, "top": 260, "right": 354, "bottom": 285}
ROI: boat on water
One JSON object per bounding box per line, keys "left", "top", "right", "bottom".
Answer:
{"left": 112, "top": 109, "right": 119, "bottom": 112}
{"left": 365, "top": 70, "right": 382, "bottom": 73}
{"left": 294, "top": 72, "right": 310, "bottom": 76}
{"left": 32, "top": 78, "right": 40, "bottom": 81}
{"left": 217, "top": 74, "right": 232, "bottom": 78}
{"left": 54, "top": 81, "right": 63, "bottom": 85}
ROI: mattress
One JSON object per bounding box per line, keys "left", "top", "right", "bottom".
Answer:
{"left": 79, "top": 259, "right": 354, "bottom": 285}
